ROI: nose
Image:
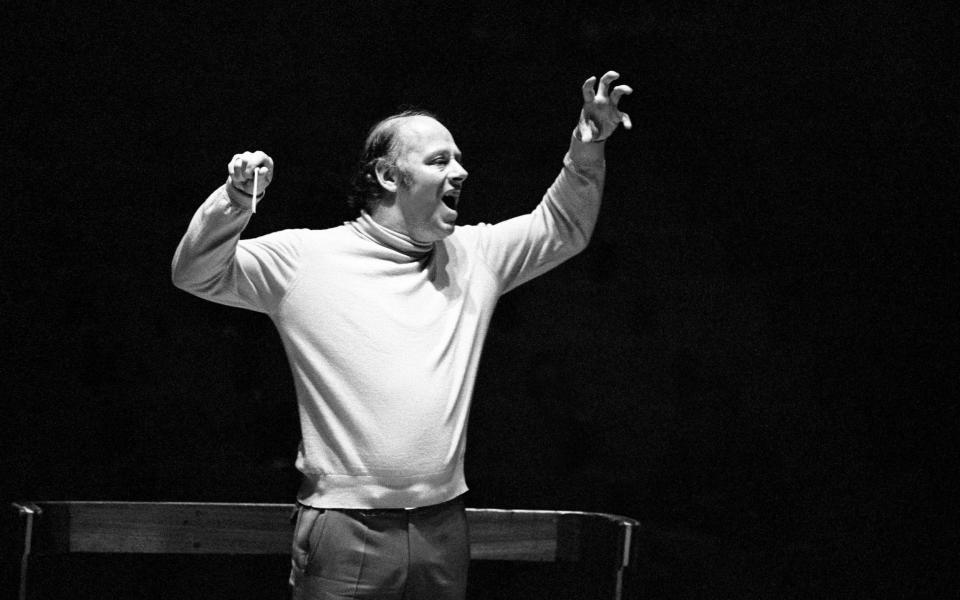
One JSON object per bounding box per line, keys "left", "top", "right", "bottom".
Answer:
{"left": 450, "top": 158, "right": 468, "bottom": 184}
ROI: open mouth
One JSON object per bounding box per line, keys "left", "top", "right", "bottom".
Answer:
{"left": 441, "top": 190, "right": 460, "bottom": 210}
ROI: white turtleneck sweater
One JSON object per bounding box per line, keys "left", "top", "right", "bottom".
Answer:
{"left": 171, "top": 134, "right": 605, "bottom": 508}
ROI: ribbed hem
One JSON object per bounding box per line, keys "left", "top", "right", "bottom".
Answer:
{"left": 296, "top": 461, "right": 468, "bottom": 509}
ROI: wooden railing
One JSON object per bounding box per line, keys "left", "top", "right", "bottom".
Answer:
{"left": 6, "top": 501, "right": 639, "bottom": 599}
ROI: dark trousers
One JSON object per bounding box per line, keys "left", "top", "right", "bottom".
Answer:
{"left": 290, "top": 496, "right": 469, "bottom": 600}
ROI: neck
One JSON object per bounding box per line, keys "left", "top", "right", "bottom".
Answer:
{"left": 369, "top": 202, "right": 409, "bottom": 238}
{"left": 351, "top": 210, "right": 434, "bottom": 258}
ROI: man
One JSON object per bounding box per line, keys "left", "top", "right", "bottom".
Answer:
{"left": 171, "top": 71, "right": 631, "bottom": 599}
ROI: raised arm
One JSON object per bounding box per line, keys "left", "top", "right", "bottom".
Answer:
{"left": 171, "top": 152, "right": 301, "bottom": 313}
{"left": 475, "top": 71, "right": 632, "bottom": 292}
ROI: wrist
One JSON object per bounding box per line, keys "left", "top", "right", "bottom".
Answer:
{"left": 569, "top": 128, "right": 606, "bottom": 165}
{"left": 577, "top": 109, "right": 612, "bottom": 144}
{"left": 229, "top": 181, "right": 266, "bottom": 200}
{"left": 574, "top": 125, "right": 607, "bottom": 144}
{"left": 223, "top": 178, "right": 264, "bottom": 211}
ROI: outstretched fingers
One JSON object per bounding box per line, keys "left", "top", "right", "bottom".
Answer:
{"left": 611, "top": 84, "right": 634, "bottom": 130}
{"left": 597, "top": 71, "right": 620, "bottom": 99}
{"left": 580, "top": 71, "right": 633, "bottom": 141}
{"left": 582, "top": 76, "right": 598, "bottom": 103}
{"left": 610, "top": 84, "right": 633, "bottom": 105}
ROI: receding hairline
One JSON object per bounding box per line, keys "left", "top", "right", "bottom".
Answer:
{"left": 379, "top": 114, "right": 450, "bottom": 161}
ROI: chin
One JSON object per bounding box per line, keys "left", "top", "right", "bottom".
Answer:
{"left": 434, "top": 220, "right": 458, "bottom": 237}
{"left": 413, "top": 226, "right": 454, "bottom": 243}
{"left": 431, "top": 228, "right": 456, "bottom": 241}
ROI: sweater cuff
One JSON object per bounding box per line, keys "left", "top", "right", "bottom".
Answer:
{"left": 567, "top": 128, "right": 606, "bottom": 168}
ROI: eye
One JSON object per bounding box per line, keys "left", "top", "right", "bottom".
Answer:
{"left": 431, "top": 155, "right": 449, "bottom": 166}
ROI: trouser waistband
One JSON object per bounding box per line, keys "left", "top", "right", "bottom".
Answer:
{"left": 317, "top": 494, "right": 464, "bottom": 518}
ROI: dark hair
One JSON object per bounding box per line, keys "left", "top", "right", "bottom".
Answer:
{"left": 348, "top": 109, "right": 439, "bottom": 214}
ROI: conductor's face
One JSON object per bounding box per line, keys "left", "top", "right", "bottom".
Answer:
{"left": 393, "top": 116, "right": 468, "bottom": 243}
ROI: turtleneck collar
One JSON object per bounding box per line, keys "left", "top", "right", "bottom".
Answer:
{"left": 348, "top": 211, "right": 435, "bottom": 258}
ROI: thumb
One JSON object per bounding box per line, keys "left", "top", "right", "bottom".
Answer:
{"left": 578, "top": 112, "right": 602, "bottom": 143}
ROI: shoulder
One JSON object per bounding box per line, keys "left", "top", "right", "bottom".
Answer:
{"left": 448, "top": 222, "right": 494, "bottom": 245}
{"left": 441, "top": 222, "right": 502, "bottom": 264}
{"left": 244, "top": 224, "right": 351, "bottom": 256}
{"left": 269, "top": 224, "right": 351, "bottom": 244}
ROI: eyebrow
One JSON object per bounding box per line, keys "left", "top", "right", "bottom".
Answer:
{"left": 429, "top": 148, "right": 462, "bottom": 160}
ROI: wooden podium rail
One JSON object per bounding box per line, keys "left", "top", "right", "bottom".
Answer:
{"left": 6, "top": 501, "right": 639, "bottom": 599}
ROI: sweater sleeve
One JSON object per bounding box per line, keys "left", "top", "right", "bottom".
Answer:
{"left": 475, "top": 131, "right": 606, "bottom": 294}
{"left": 171, "top": 184, "right": 303, "bottom": 314}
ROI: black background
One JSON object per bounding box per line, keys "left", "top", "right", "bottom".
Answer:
{"left": 2, "top": 1, "right": 955, "bottom": 597}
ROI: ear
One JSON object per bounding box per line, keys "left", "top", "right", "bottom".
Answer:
{"left": 374, "top": 159, "right": 399, "bottom": 193}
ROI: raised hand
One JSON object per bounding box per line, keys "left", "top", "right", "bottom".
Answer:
{"left": 228, "top": 151, "right": 275, "bottom": 196}
{"left": 578, "top": 71, "right": 633, "bottom": 143}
